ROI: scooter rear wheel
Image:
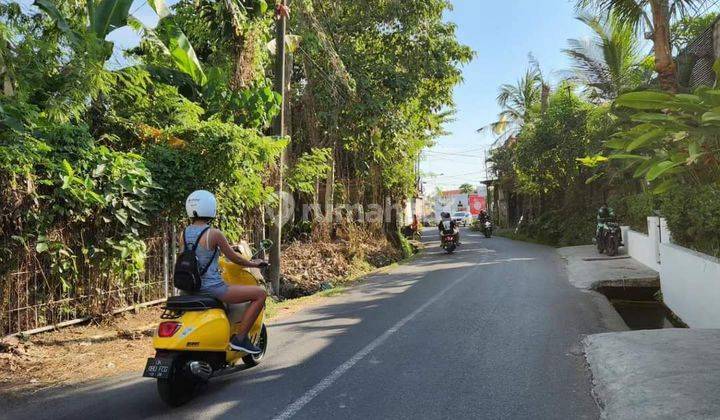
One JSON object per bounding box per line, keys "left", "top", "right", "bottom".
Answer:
{"left": 243, "top": 323, "right": 268, "bottom": 367}
{"left": 157, "top": 370, "right": 197, "bottom": 407}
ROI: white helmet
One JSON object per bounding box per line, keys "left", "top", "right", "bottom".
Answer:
{"left": 185, "top": 190, "right": 217, "bottom": 219}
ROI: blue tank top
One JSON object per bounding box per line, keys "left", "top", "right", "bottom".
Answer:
{"left": 183, "top": 224, "right": 224, "bottom": 291}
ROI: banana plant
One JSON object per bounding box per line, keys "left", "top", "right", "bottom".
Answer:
{"left": 34, "top": 0, "right": 206, "bottom": 86}
{"left": 34, "top": 0, "right": 133, "bottom": 44}
{"left": 142, "top": 0, "right": 207, "bottom": 86}
{"left": 589, "top": 61, "right": 720, "bottom": 193}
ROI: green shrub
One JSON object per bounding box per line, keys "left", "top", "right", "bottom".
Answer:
{"left": 609, "top": 192, "right": 658, "bottom": 233}
{"left": 660, "top": 184, "right": 720, "bottom": 257}
{"left": 146, "top": 120, "right": 286, "bottom": 240}
{"left": 520, "top": 210, "right": 594, "bottom": 247}
{"left": 1, "top": 124, "right": 155, "bottom": 289}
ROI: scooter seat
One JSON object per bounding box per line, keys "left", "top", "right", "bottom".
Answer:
{"left": 165, "top": 295, "right": 225, "bottom": 311}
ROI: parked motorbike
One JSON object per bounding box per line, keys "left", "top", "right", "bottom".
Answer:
{"left": 143, "top": 240, "right": 272, "bottom": 406}
{"left": 483, "top": 221, "right": 493, "bottom": 238}
{"left": 596, "top": 222, "right": 621, "bottom": 257}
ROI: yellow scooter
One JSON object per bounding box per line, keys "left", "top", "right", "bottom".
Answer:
{"left": 143, "top": 240, "right": 272, "bottom": 406}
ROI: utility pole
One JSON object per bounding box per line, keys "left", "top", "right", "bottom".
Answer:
{"left": 268, "top": 0, "right": 289, "bottom": 296}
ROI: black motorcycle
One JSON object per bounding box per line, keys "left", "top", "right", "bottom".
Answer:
{"left": 597, "top": 222, "right": 621, "bottom": 257}
{"left": 482, "top": 220, "right": 493, "bottom": 238}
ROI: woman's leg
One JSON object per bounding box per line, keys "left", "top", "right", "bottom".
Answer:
{"left": 220, "top": 285, "right": 267, "bottom": 337}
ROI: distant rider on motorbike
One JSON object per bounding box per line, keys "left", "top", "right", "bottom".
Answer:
{"left": 182, "top": 190, "right": 267, "bottom": 354}
{"left": 596, "top": 204, "right": 615, "bottom": 232}
{"left": 478, "top": 210, "right": 490, "bottom": 224}
{"left": 438, "top": 212, "right": 460, "bottom": 245}
{"left": 596, "top": 203, "right": 619, "bottom": 239}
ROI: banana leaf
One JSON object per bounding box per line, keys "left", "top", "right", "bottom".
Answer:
{"left": 33, "top": 0, "right": 80, "bottom": 43}
{"left": 626, "top": 128, "right": 666, "bottom": 152}
{"left": 616, "top": 91, "right": 673, "bottom": 110}
{"left": 90, "top": 0, "right": 133, "bottom": 38}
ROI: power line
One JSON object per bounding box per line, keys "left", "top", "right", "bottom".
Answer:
{"left": 424, "top": 150, "right": 485, "bottom": 158}
{"left": 427, "top": 170, "right": 487, "bottom": 178}
{"left": 690, "top": 0, "right": 720, "bottom": 18}
{"left": 130, "top": 0, "right": 148, "bottom": 16}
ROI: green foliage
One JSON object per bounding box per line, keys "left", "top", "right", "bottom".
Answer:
{"left": 513, "top": 86, "right": 594, "bottom": 195}
{"left": 458, "top": 183, "right": 475, "bottom": 195}
{"left": 660, "top": 184, "right": 720, "bottom": 257}
{"left": 490, "top": 84, "right": 617, "bottom": 244}
{"left": 564, "top": 13, "right": 646, "bottom": 101}
{"left": 600, "top": 84, "right": 720, "bottom": 193}
{"left": 0, "top": 123, "right": 155, "bottom": 286}
{"left": 671, "top": 13, "right": 717, "bottom": 51}
{"left": 397, "top": 229, "right": 416, "bottom": 259}
{"left": 155, "top": 18, "right": 207, "bottom": 86}
{"left": 0, "top": 0, "right": 470, "bottom": 327}
{"left": 609, "top": 191, "right": 657, "bottom": 232}
{"left": 204, "top": 75, "right": 281, "bottom": 129}
{"left": 287, "top": 148, "right": 332, "bottom": 196}
{"left": 145, "top": 120, "right": 285, "bottom": 239}
{"left": 484, "top": 66, "right": 543, "bottom": 138}
{"left": 519, "top": 210, "right": 595, "bottom": 247}
{"left": 295, "top": 0, "right": 473, "bottom": 202}
{"left": 34, "top": 0, "right": 133, "bottom": 56}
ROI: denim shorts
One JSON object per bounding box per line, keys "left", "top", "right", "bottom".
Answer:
{"left": 198, "top": 283, "right": 229, "bottom": 300}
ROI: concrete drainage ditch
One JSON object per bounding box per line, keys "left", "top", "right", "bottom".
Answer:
{"left": 594, "top": 285, "right": 687, "bottom": 330}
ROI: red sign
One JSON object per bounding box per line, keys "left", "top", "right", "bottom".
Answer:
{"left": 468, "top": 195, "right": 486, "bottom": 215}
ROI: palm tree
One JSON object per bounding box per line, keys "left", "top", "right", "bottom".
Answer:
{"left": 564, "top": 14, "right": 645, "bottom": 101}
{"left": 576, "top": 0, "right": 700, "bottom": 93}
{"left": 458, "top": 183, "right": 475, "bottom": 195}
{"left": 480, "top": 66, "right": 542, "bottom": 143}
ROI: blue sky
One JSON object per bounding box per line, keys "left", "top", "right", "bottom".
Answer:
{"left": 423, "top": 0, "right": 594, "bottom": 192}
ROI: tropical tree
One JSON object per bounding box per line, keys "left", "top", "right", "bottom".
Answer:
{"left": 458, "top": 183, "right": 475, "bottom": 195}
{"left": 576, "top": 0, "right": 700, "bottom": 92}
{"left": 671, "top": 12, "right": 717, "bottom": 50}
{"left": 564, "top": 13, "right": 646, "bottom": 101}
{"left": 482, "top": 66, "right": 543, "bottom": 142}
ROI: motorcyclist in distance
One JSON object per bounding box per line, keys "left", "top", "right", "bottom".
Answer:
{"left": 438, "top": 212, "right": 460, "bottom": 245}
{"left": 478, "top": 209, "right": 490, "bottom": 224}
{"left": 596, "top": 203, "right": 616, "bottom": 237}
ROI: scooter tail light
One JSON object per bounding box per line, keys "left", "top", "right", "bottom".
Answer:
{"left": 158, "top": 321, "right": 181, "bottom": 337}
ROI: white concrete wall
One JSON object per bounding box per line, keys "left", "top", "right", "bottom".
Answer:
{"left": 660, "top": 243, "right": 720, "bottom": 328}
{"left": 626, "top": 230, "right": 660, "bottom": 271}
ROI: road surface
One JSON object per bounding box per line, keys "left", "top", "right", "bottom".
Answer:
{"left": 4, "top": 229, "right": 614, "bottom": 419}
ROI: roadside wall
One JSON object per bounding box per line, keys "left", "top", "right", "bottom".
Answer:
{"left": 624, "top": 216, "right": 720, "bottom": 328}
{"left": 624, "top": 217, "right": 661, "bottom": 271}
{"left": 626, "top": 230, "right": 660, "bottom": 271}
{"left": 660, "top": 243, "right": 720, "bottom": 328}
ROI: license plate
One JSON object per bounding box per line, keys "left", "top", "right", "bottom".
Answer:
{"left": 143, "top": 357, "right": 173, "bottom": 379}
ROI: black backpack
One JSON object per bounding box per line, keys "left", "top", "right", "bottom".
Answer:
{"left": 173, "top": 226, "right": 218, "bottom": 292}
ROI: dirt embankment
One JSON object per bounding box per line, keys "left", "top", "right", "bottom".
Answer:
{"left": 1, "top": 228, "right": 406, "bottom": 397}
{"left": 0, "top": 307, "right": 161, "bottom": 397}
{"left": 279, "top": 225, "right": 402, "bottom": 298}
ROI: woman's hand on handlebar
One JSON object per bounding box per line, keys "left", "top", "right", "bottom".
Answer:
{"left": 252, "top": 259, "right": 269, "bottom": 268}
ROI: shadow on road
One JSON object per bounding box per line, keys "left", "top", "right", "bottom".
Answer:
{"left": 4, "top": 230, "right": 561, "bottom": 419}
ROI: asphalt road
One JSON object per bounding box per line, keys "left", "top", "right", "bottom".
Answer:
{"left": 4, "top": 228, "right": 613, "bottom": 419}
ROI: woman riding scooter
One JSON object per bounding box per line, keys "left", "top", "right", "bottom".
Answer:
{"left": 182, "top": 190, "right": 268, "bottom": 354}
